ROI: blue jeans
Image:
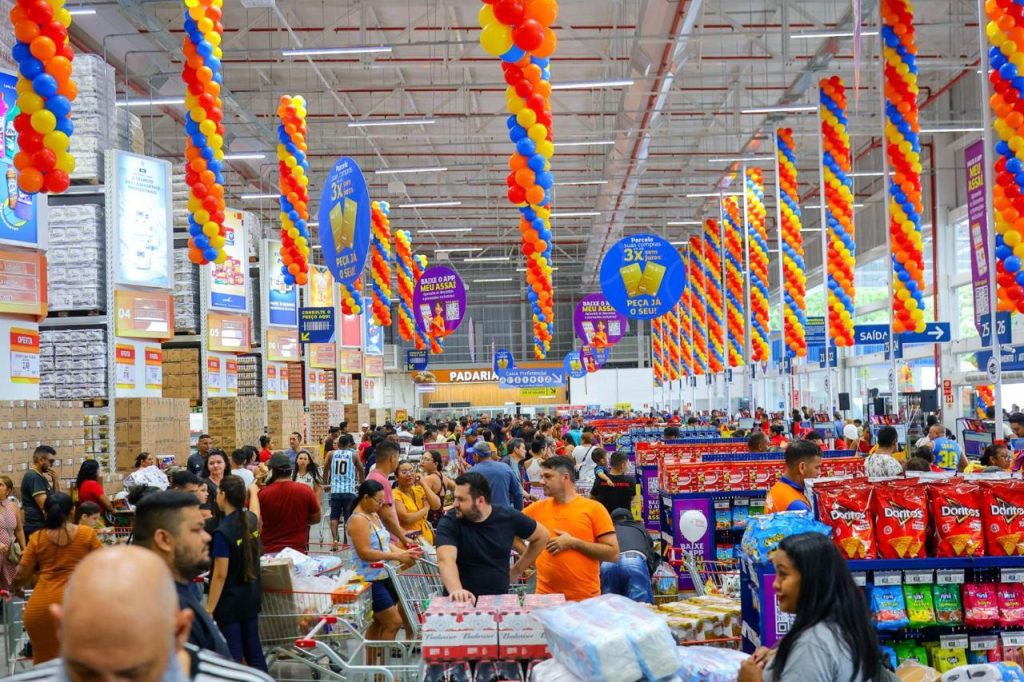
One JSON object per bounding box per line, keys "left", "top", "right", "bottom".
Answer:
{"left": 219, "top": 617, "right": 268, "bottom": 671}
{"left": 600, "top": 552, "right": 654, "bottom": 604}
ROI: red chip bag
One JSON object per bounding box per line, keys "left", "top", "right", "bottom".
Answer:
{"left": 981, "top": 479, "right": 1024, "bottom": 556}
{"left": 964, "top": 583, "right": 1000, "bottom": 629}
{"left": 929, "top": 481, "right": 985, "bottom": 558}
{"left": 872, "top": 479, "right": 928, "bottom": 559}
{"left": 815, "top": 478, "right": 875, "bottom": 559}
{"left": 997, "top": 583, "right": 1024, "bottom": 627}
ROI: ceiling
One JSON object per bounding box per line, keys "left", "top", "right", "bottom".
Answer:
{"left": 65, "top": 0, "right": 985, "bottom": 361}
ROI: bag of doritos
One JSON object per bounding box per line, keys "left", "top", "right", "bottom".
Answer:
{"left": 932, "top": 584, "right": 964, "bottom": 626}
{"left": 871, "top": 584, "right": 910, "bottom": 631}
{"left": 815, "top": 478, "right": 876, "bottom": 559}
{"left": 998, "top": 583, "right": 1024, "bottom": 627}
{"left": 904, "top": 584, "right": 937, "bottom": 628}
{"left": 980, "top": 479, "right": 1024, "bottom": 557}
{"left": 963, "top": 583, "right": 1000, "bottom": 629}
{"left": 873, "top": 479, "right": 929, "bottom": 559}
{"left": 929, "top": 481, "right": 985, "bottom": 558}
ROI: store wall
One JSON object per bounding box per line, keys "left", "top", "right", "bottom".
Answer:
{"left": 420, "top": 382, "right": 567, "bottom": 408}
{"left": 569, "top": 368, "right": 655, "bottom": 410}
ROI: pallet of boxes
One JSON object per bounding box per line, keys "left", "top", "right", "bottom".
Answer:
{"left": 344, "top": 404, "right": 370, "bottom": 431}
{"left": 114, "top": 399, "right": 191, "bottom": 476}
{"left": 307, "top": 401, "right": 346, "bottom": 448}
{"left": 267, "top": 400, "right": 304, "bottom": 453}
{"left": 207, "top": 397, "right": 266, "bottom": 451}
{"left": 0, "top": 401, "right": 86, "bottom": 489}
{"left": 162, "top": 348, "right": 201, "bottom": 404}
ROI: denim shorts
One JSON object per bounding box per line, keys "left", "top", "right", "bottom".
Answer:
{"left": 329, "top": 493, "right": 358, "bottom": 522}
{"left": 371, "top": 578, "right": 399, "bottom": 612}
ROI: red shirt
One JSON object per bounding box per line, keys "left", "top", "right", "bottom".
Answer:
{"left": 259, "top": 448, "right": 272, "bottom": 463}
{"left": 258, "top": 480, "right": 320, "bottom": 553}
{"left": 77, "top": 479, "right": 105, "bottom": 508}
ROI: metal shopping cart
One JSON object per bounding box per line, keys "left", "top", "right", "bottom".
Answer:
{"left": 2, "top": 590, "right": 30, "bottom": 676}
{"left": 670, "top": 548, "right": 740, "bottom": 598}
{"left": 384, "top": 558, "right": 443, "bottom": 641}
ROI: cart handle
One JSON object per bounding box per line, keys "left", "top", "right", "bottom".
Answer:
{"left": 294, "top": 615, "right": 339, "bottom": 648}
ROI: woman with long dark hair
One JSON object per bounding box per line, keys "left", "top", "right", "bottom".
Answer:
{"left": 13, "top": 492, "right": 102, "bottom": 663}
{"left": 739, "top": 532, "right": 885, "bottom": 682}
{"left": 206, "top": 475, "right": 266, "bottom": 670}
{"left": 73, "top": 459, "right": 115, "bottom": 517}
{"left": 292, "top": 449, "right": 322, "bottom": 497}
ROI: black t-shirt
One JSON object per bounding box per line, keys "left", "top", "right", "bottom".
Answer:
{"left": 21, "top": 469, "right": 49, "bottom": 531}
{"left": 211, "top": 511, "right": 262, "bottom": 624}
{"left": 434, "top": 507, "right": 537, "bottom": 597}
{"left": 591, "top": 474, "right": 636, "bottom": 515}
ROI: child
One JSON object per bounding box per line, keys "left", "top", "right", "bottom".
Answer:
{"left": 592, "top": 448, "right": 613, "bottom": 486}
{"left": 75, "top": 501, "right": 104, "bottom": 528}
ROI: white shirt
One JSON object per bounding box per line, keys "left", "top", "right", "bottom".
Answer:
{"left": 231, "top": 468, "right": 254, "bottom": 489}
{"left": 571, "top": 444, "right": 598, "bottom": 482}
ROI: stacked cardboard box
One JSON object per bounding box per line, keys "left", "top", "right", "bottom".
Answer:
{"left": 0, "top": 401, "right": 86, "bottom": 490}
{"left": 371, "top": 409, "right": 388, "bottom": 426}
{"left": 84, "top": 413, "right": 109, "bottom": 461}
{"left": 268, "top": 400, "right": 303, "bottom": 448}
{"left": 236, "top": 355, "right": 260, "bottom": 397}
{"left": 308, "top": 401, "right": 346, "bottom": 447}
{"left": 344, "top": 403, "right": 370, "bottom": 429}
{"left": 287, "top": 363, "right": 304, "bottom": 401}
{"left": 162, "top": 348, "right": 201, "bottom": 403}
{"left": 207, "top": 397, "right": 265, "bottom": 449}
{"left": 114, "top": 399, "right": 190, "bottom": 470}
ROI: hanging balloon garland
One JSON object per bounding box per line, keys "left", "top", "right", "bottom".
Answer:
{"left": 723, "top": 196, "right": 746, "bottom": 367}
{"left": 688, "top": 238, "right": 710, "bottom": 375}
{"left": 745, "top": 168, "right": 770, "bottom": 363}
{"left": 776, "top": 128, "right": 808, "bottom": 359}
{"left": 702, "top": 219, "right": 726, "bottom": 374}
{"left": 677, "top": 298, "right": 694, "bottom": 378}
{"left": 276, "top": 95, "right": 310, "bottom": 284}
{"left": 369, "top": 201, "right": 392, "bottom": 327}
{"left": 976, "top": 384, "right": 995, "bottom": 420}
{"left": 882, "top": 0, "right": 926, "bottom": 333}
{"left": 480, "top": 0, "right": 558, "bottom": 359}
{"left": 395, "top": 230, "right": 415, "bottom": 343}
{"left": 664, "top": 304, "right": 681, "bottom": 383}
{"left": 183, "top": 0, "right": 227, "bottom": 265}
{"left": 340, "top": 279, "right": 362, "bottom": 316}
{"left": 820, "top": 76, "right": 856, "bottom": 347}
{"left": 652, "top": 315, "right": 665, "bottom": 388}
{"left": 413, "top": 253, "right": 429, "bottom": 351}
{"left": 10, "top": 0, "right": 76, "bottom": 194}
{"left": 988, "top": 2, "right": 1024, "bottom": 313}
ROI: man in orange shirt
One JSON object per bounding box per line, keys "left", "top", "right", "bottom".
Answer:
{"left": 523, "top": 456, "right": 619, "bottom": 601}
{"left": 765, "top": 440, "right": 822, "bottom": 513}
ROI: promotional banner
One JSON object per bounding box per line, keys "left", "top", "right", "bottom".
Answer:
{"left": 339, "top": 348, "right": 363, "bottom": 374}
{"left": 965, "top": 139, "right": 1004, "bottom": 341}
{"left": 111, "top": 151, "right": 172, "bottom": 289}
{"left": 115, "top": 344, "right": 136, "bottom": 391}
{"left": 498, "top": 368, "right": 565, "bottom": 389}
{"left": 266, "top": 328, "right": 300, "bottom": 363}
{"left": 0, "top": 248, "right": 46, "bottom": 318}
{"left": 308, "top": 265, "right": 334, "bottom": 308}
{"left": 599, "top": 233, "right": 686, "bottom": 319}
{"left": 144, "top": 347, "right": 162, "bottom": 390}
{"left": 225, "top": 358, "right": 238, "bottom": 396}
{"left": 493, "top": 347, "right": 516, "bottom": 376}
{"left": 573, "top": 293, "right": 628, "bottom": 348}
{"left": 364, "top": 355, "right": 384, "bottom": 378}
{"left": 207, "top": 355, "right": 222, "bottom": 395}
{"left": 114, "top": 290, "right": 173, "bottom": 340}
{"left": 9, "top": 327, "right": 38, "bottom": 385}
{"left": 209, "top": 208, "right": 247, "bottom": 312}
{"left": 339, "top": 305, "right": 362, "bottom": 348}
{"left": 363, "top": 296, "right": 384, "bottom": 356}
{"left": 319, "top": 156, "right": 371, "bottom": 285}
{"left": 580, "top": 346, "right": 600, "bottom": 374}
{"left": 563, "top": 350, "right": 586, "bottom": 379}
{"left": 0, "top": 72, "right": 42, "bottom": 248}
{"left": 413, "top": 265, "right": 467, "bottom": 336}
{"left": 265, "top": 239, "right": 298, "bottom": 327}
{"left": 594, "top": 346, "right": 610, "bottom": 367}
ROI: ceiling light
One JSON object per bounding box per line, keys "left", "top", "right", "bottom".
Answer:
{"left": 849, "top": 171, "right": 885, "bottom": 177}
{"left": 67, "top": 7, "right": 96, "bottom": 15}
{"left": 240, "top": 193, "right": 278, "bottom": 200}
{"left": 437, "top": 247, "right": 483, "bottom": 253}
{"left": 223, "top": 153, "right": 267, "bottom": 161}
{"left": 472, "top": 278, "right": 514, "bottom": 283}
{"left": 667, "top": 221, "right": 703, "bottom": 226}
{"left": 550, "top": 211, "right": 601, "bottom": 218}
{"left": 919, "top": 127, "right": 983, "bottom": 134}
{"left": 375, "top": 166, "right": 447, "bottom": 175}
{"left": 791, "top": 30, "right": 879, "bottom": 39}
{"left": 312, "top": 245, "right": 322, "bottom": 250}
{"left": 707, "top": 156, "right": 772, "bottom": 163}
{"left": 398, "top": 200, "right": 462, "bottom": 208}
{"left": 419, "top": 228, "right": 472, "bottom": 234}
{"left": 805, "top": 203, "right": 866, "bottom": 209}
{"left": 685, "top": 192, "right": 743, "bottom": 198}
{"left": 116, "top": 97, "right": 184, "bottom": 107}
{"left": 670, "top": 241, "right": 690, "bottom": 246}
{"left": 515, "top": 267, "right": 558, "bottom": 272}
{"left": 550, "top": 79, "right": 635, "bottom": 90}
{"left": 740, "top": 105, "right": 817, "bottom": 114}
{"left": 556, "top": 180, "right": 610, "bottom": 186}
{"left": 554, "top": 140, "right": 615, "bottom": 148}
{"left": 466, "top": 257, "right": 509, "bottom": 263}
{"left": 283, "top": 46, "right": 392, "bottom": 57}
{"left": 348, "top": 118, "right": 435, "bottom": 128}
{"left": 307, "top": 222, "right": 319, "bottom": 228}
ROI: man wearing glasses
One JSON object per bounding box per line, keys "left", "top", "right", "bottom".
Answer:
{"left": 22, "top": 445, "right": 56, "bottom": 537}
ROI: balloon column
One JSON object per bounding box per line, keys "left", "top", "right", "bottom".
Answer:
{"left": 819, "top": 76, "right": 856, "bottom": 347}
{"left": 276, "top": 95, "right": 310, "bottom": 284}
{"left": 976, "top": 384, "right": 995, "bottom": 420}
{"left": 723, "top": 196, "right": 746, "bottom": 367}
{"left": 776, "top": 128, "right": 808, "bottom": 359}
{"left": 183, "top": 0, "right": 227, "bottom": 265}
{"left": 10, "top": 0, "right": 76, "bottom": 194}
{"left": 882, "top": 0, "right": 926, "bottom": 333}
{"left": 413, "top": 254, "right": 429, "bottom": 351}
{"left": 702, "top": 220, "right": 726, "bottom": 374}
{"left": 340, "top": 279, "right": 362, "bottom": 316}
{"left": 479, "top": 0, "right": 558, "bottom": 359}
{"left": 369, "top": 201, "right": 392, "bottom": 327}
{"left": 688, "top": 238, "right": 710, "bottom": 375}
{"left": 395, "top": 230, "right": 415, "bottom": 343}
{"left": 652, "top": 315, "right": 665, "bottom": 388}
{"left": 664, "top": 305, "right": 681, "bottom": 383}
{"left": 745, "top": 168, "right": 770, "bottom": 363}
{"left": 677, "top": 299, "right": 693, "bottom": 378}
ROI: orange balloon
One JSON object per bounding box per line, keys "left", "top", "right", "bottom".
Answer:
{"left": 14, "top": 21, "right": 39, "bottom": 44}
{"left": 509, "top": 154, "right": 527, "bottom": 171}
{"left": 17, "top": 168, "right": 43, "bottom": 194}
{"left": 526, "top": 186, "right": 545, "bottom": 204}
{"left": 30, "top": 36, "right": 57, "bottom": 61}
{"left": 188, "top": 248, "right": 205, "bottom": 264}
{"left": 515, "top": 168, "right": 535, "bottom": 187}
{"left": 58, "top": 79, "right": 77, "bottom": 101}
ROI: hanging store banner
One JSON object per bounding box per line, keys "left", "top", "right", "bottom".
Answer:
{"left": 965, "top": 139, "right": 1010, "bottom": 345}
{"left": 265, "top": 239, "right": 298, "bottom": 327}
{"left": 599, "top": 233, "right": 686, "bottom": 320}
{"left": 110, "top": 151, "right": 173, "bottom": 289}
{"left": 413, "top": 265, "right": 467, "bottom": 336}
{"left": 573, "top": 293, "right": 628, "bottom": 347}
{"left": 564, "top": 350, "right": 586, "bottom": 379}
{"left": 339, "top": 347, "right": 363, "bottom": 374}
{"left": 207, "top": 312, "right": 251, "bottom": 353}
{"left": 299, "top": 306, "right": 335, "bottom": 344}
{"left": 9, "top": 327, "right": 38, "bottom": 385}
{"left": 339, "top": 306, "right": 362, "bottom": 348}
{"left": 407, "top": 349, "right": 429, "bottom": 371}
{"left": 498, "top": 367, "right": 565, "bottom": 389}
{"left": 493, "top": 347, "right": 515, "bottom": 376}
{"left": 580, "top": 346, "right": 600, "bottom": 374}
{"left": 309, "top": 342, "right": 336, "bottom": 370}
{"left": 308, "top": 265, "right": 334, "bottom": 308}
{"left": 0, "top": 248, "right": 46, "bottom": 318}
{"left": 0, "top": 72, "right": 44, "bottom": 248}
{"left": 208, "top": 208, "right": 247, "bottom": 312}
{"left": 266, "top": 328, "right": 300, "bottom": 363}
{"left": 114, "top": 289, "right": 173, "bottom": 340}
{"left": 363, "top": 296, "right": 384, "bottom": 356}
{"left": 319, "top": 156, "right": 371, "bottom": 285}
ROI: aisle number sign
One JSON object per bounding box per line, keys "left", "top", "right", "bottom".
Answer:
{"left": 10, "top": 328, "right": 39, "bottom": 385}
{"left": 0, "top": 248, "right": 47, "bottom": 319}
{"left": 309, "top": 343, "right": 336, "bottom": 370}
{"left": 144, "top": 347, "right": 162, "bottom": 390}
{"left": 266, "top": 328, "right": 300, "bottom": 363}
{"left": 208, "top": 312, "right": 252, "bottom": 353}
{"left": 115, "top": 344, "right": 136, "bottom": 390}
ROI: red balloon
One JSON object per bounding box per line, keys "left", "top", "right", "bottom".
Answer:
{"left": 26, "top": 0, "right": 52, "bottom": 23}
{"left": 41, "top": 20, "right": 66, "bottom": 44}
{"left": 508, "top": 185, "right": 526, "bottom": 204}
{"left": 513, "top": 19, "right": 545, "bottom": 51}
{"left": 18, "top": 130, "right": 43, "bottom": 154}
{"left": 514, "top": 80, "right": 533, "bottom": 99}
{"left": 492, "top": 0, "right": 525, "bottom": 25}
{"left": 59, "top": 43, "right": 73, "bottom": 62}
{"left": 13, "top": 113, "right": 29, "bottom": 134}
{"left": 45, "top": 169, "right": 69, "bottom": 194}
{"left": 31, "top": 149, "right": 56, "bottom": 173}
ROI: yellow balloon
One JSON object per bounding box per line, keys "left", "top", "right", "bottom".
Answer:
{"left": 199, "top": 119, "right": 217, "bottom": 136}
{"left": 478, "top": 4, "right": 496, "bottom": 28}
{"left": 507, "top": 97, "right": 525, "bottom": 115}
{"left": 528, "top": 123, "right": 547, "bottom": 142}
{"left": 187, "top": 197, "right": 202, "bottom": 213}
{"left": 57, "top": 8, "right": 70, "bottom": 27}
{"left": 195, "top": 210, "right": 210, "bottom": 225}
{"left": 44, "top": 131, "right": 70, "bottom": 153}
{"left": 202, "top": 221, "right": 219, "bottom": 238}
{"left": 208, "top": 134, "right": 223, "bottom": 150}
{"left": 480, "top": 22, "right": 513, "bottom": 57}
{"left": 192, "top": 107, "right": 208, "bottom": 123}
{"left": 517, "top": 107, "right": 537, "bottom": 128}
{"left": 17, "top": 93, "right": 43, "bottom": 115}
{"left": 214, "top": 251, "right": 228, "bottom": 264}
{"left": 30, "top": 109, "right": 56, "bottom": 134}
{"left": 210, "top": 235, "right": 226, "bottom": 249}
{"left": 536, "top": 139, "right": 554, "bottom": 159}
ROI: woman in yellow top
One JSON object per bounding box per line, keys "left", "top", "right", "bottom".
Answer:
{"left": 394, "top": 460, "right": 441, "bottom": 544}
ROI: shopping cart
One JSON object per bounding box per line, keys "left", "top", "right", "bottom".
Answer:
{"left": 2, "top": 590, "right": 30, "bottom": 676}
{"left": 670, "top": 548, "right": 740, "bottom": 597}
{"left": 384, "top": 558, "right": 442, "bottom": 641}
{"left": 306, "top": 542, "right": 358, "bottom": 575}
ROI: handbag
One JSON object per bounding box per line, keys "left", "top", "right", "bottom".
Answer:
{"left": 7, "top": 540, "right": 21, "bottom": 564}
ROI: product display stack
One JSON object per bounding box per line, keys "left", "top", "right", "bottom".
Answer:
{"left": 114, "top": 108, "right": 145, "bottom": 155}
{"left": 161, "top": 348, "right": 201, "bottom": 403}
{"left": 267, "top": 399, "right": 303, "bottom": 449}
{"left": 173, "top": 248, "right": 200, "bottom": 334}
{"left": 307, "top": 400, "right": 345, "bottom": 446}
{"left": 113, "top": 398, "right": 190, "bottom": 470}
{"left": 236, "top": 354, "right": 261, "bottom": 397}
{"left": 206, "top": 397, "right": 265, "bottom": 451}
{"left": 47, "top": 204, "right": 105, "bottom": 311}
{"left": 66, "top": 54, "right": 115, "bottom": 184}
{"left": 39, "top": 328, "right": 108, "bottom": 400}
{"left": 0, "top": 401, "right": 85, "bottom": 489}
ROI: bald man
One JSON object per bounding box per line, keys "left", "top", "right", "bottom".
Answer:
{"left": 6, "top": 546, "right": 272, "bottom": 682}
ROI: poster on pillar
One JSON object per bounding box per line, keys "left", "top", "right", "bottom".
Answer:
{"left": 307, "top": 369, "right": 327, "bottom": 402}
{"left": 338, "top": 373, "right": 353, "bottom": 404}
{"left": 0, "top": 70, "right": 45, "bottom": 249}
{"left": 266, "top": 362, "right": 290, "bottom": 401}
{"left": 573, "top": 293, "right": 628, "bottom": 348}
{"left": 111, "top": 339, "right": 161, "bottom": 398}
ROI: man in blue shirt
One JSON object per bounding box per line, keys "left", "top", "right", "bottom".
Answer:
{"left": 467, "top": 440, "right": 523, "bottom": 510}
{"left": 930, "top": 427, "right": 968, "bottom": 472}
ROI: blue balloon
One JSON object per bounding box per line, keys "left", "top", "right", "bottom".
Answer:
{"left": 509, "top": 125, "right": 527, "bottom": 143}
{"left": 1002, "top": 63, "right": 1018, "bottom": 81}
{"left": 522, "top": 207, "right": 537, "bottom": 221}
{"left": 201, "top": 147, "right": 215, "bottom": 161}
{"left": 1009, "top": 256, "right": 1023, "bottom": 273}
{"left": 997, "top": 246, "right": 1012, "bottom": 261}
{"left": 194, "top": 235, "right": 210, "bottom": 250}
{"left": 56, "top": 117, "right": 73, "bottom": 136}
{"left": 283, "top": 273, "right": 296, "bottom": 286}
{"left": 189, "top": 223, "right": 202, "bottom": 237}
{"left": 197, "top": 41, "right": 213, "bottom": 58}
{"left": 501, "top": 45, "right": 526, "bottom": 63}
{"left": 516, "top": 138, "right": 537, "bottom": 157}
{"left": 203, "top": 248, "right": 218, "bottom": 262}
{"left": 527, "top": 154, "right": 546, "bottom": 172}
{"left": 19, "top": 57, "right": 43, "bottom": 80}
{"left": 530, "top": 57, "right": 550, "bottom": 67}
{"left": 45, "top": 95, "right": 71, "bottom": 119}
{"left": 536, "top": 171, "right": 553, "bottom": 189}
{"left": 11, "top": 42, "right": 29, "bottom": 63}
{"left": 289, "top": 210, "right": 300, "bottom": 223}
{"left": 506, "top": 115, "right": 518, "bottom": 130}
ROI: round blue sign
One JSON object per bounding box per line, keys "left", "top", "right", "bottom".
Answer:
{"left": 599, "top": 233, "right": 686, "bottom": 320}
{"left": 318, "top": 156, "right": 371, "bottom": 285}
{"left": 564, "top": 351, "right": 586, "bottom": 379}
{"left": 494, "top": 348, "right": 516, "bottom": 377}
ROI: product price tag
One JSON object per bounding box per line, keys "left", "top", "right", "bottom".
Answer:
{"left": 875, "top": 572, "right": 902, "bottom": 587}
{"left": 1001, "top": 569, "right": 1024, "bottom": 584}
{"left": 851, "top": 572, "right": 867, "bottom": 587}
{"left": 970, "top": 636, "right": 998, "bottom": 652}
{"left": 1002, "top": 632, "right": 1024, "bottom": 648}
{"left": 936, "top": 570, "right": 965, "bottom": 585}
{"left": 940, "top": 635, "right": 969, "bottom": 650}
{"left": 904, "top": 570, "right": 933, "bottom": 585}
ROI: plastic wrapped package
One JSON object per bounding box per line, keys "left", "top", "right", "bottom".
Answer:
{"left": 173, "top": 249, "right": 200, "bottom": 333}
{"left": 47, "top": 204, "right": 105, "bottom": 311}
{"left": 939, "top": 663, "right": 1024, "bottom": 681}
{"left": 740, "top": 511, "right": 832, "bottom": 564}
{"left": 66, "top": 55, "right": 115, "bottom": 184}
{"left": 674, "top": 646, "right": 748, "bottom": 682}
{"left": 527, "top": 658, "right": 581, "bottom": 681}
{"left": 115, "top": 108, "right": 146, "bottom": 155}
{"left": 40, "top": 328, "right": 108, "bottom": 399}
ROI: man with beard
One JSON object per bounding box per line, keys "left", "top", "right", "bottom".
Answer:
{"left": 435, "top": 472, "right": 548, "bottom": 603}
{"left": 133, "top": 490, "right": 232, "bottom": 659}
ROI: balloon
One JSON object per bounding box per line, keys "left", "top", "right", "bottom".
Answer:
{"left": 513, "top": 19, "right": 545, "bottom": 52}
{"left": 525, "top": 0, "right": 558, "bottom": 26}
{"left": 480, "top": 22, "right": 514, "bottom": 56}
{"left": 493, "top": 0, "right": 525, "bottom": 25}
{"left": 17, "top": 168, "right": 43, "bottom": 193}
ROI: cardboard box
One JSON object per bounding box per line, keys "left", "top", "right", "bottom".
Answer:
{"left": 422, "top": 603, "right": 499, "bottom": 662}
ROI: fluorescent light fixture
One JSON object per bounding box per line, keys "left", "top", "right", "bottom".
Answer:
{"left": 375, "top": 166, "right": 447, "bottom": 175}
{"left": 550, "top": 79, "right": 635, "bottom": 90}
{"left": 437, "top": 247, "right": 483, "bottom": 253}
{"left": 805, "top": 203, "right": 866, "bottom": 209}
{"left": 472, "top": 278, "right": 514, "bottom": 283}
{"left": 312, "top": 245, "right": 322, "bottom": 250}
{"left": 919, "top": 127, "right": 983, "bottom": 134}
{"left": 223, "top": 153, "right": 267, "bottom": 161}
{"left": 849, "top": 171, "right": 885, "bottom": 177}
{"left": 240, "top": 193, "right": 279, "bottom": 200}
{"left": 397, "top": 200, "right": 462, "bottom": 208}
{"left": 707, "top": 156, "right": 772, "bottom": 163}
{"left": 466, "top": 257, "right": 509, "bottom": 263}
{"left": 792, "top": 30, "right": 879, "bottom": 39}
{"left": 550, "top": 211, "right": 601, "bottom": 218}
{"left": 68, "top": 7, "right": 96, "bottom": 15}
{"left": 554, "top": 140, "right": 615, "bottom": 148}
{"left": 685, "top": 192, "right": 743, "bottom": 198}
{"left": 116, "top": 97, "right": 184, "bottom": 107}
{"left": 283, "top": 46, "right": 392, "bottom": 57}
{"left": 515, "top": 267, "right": 559, "bottom": 272}
{"left": 740, "top": 105, "right": 817, "bottom": 114}
{"left": 556, "top": 180, "right": 609, "bottom": 186}
{"left": 420, "top": 227, "right": 472, "bottom": 234}
{"left": 667, "top": 220, "right": 703, "bottom": 226}
{"left": 307, "top": 222, "right": 319, "bottom": 228}
{"left": 348, "top": 118, "right": 435, "bottom": 128}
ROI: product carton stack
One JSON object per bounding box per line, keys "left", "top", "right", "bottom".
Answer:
{"left": 267, "top": 400, "right": 303, "bottom": 449}
{"left": 207, "top": 397, "right": 265, "bottom": 450}
{"left": 236, "top": 355, "right": 260, "bottom": 397}
{"left": 84, "top": 413, "right": 109, "bottom": 462}
{"left": 162, "top": 348, "right": 201, "bottom": 403}
{"left": 114, "top": 108, "right": 145, "bottom": 155}
{"left": 39, "top": 328, "right": 108, "bottom": 400}
{"left": 173, "top": 249, "right": 200, "bottom": 334}
{"left": 47, "top": 204, "right": 105, "bottom": 312}
{"left": 68, "top": 54, "right": 115, "bottom": 184}
{"left": 344, "top": 403, "right": 370, "bottom": 430}
{"left": 371, "top": 408, "right": 388, "bottom": 426}
{"left": 307, "top": 401, "right": 346, "bottom": 447}
{"left": 114, "top": 398, "right": 190, "bottom": 469}
{"left": 0, "top": 401, "right": 86, "bottom": 488}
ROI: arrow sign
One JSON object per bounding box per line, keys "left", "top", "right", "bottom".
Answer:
{"left": 298, "top": 307, "right": 335, "bottom": 345}
{"left": 900, "top": 322, "right": 952, "bottom": 345}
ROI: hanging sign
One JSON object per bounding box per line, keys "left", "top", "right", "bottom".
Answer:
{"left": 599, "top": 233, "right": 686, "bottom": 320}
{"left": 498, "top": 368, "right": 565, "bottom": 389}
{"left": 208, "top": 312, "right": 251, "bottom": 353}
{"left": 265, "top": 239, "right": 298, "bottom": 327}
{"left": 580, "top": 346, "right": 601, "bottom": 373}
{"left": 0, "top": 72, "right": 43, "bottom": 248}
{"left": 144, "top": 346, "right": 162, "bottom": 390}
{"left": 115, "top": 344, "right": 136, "bottom": 390}
{"left": 9, "top": 327, "right": 39, "bottom": 385}
{"left": 564, "top": 350, "right": 586, "bottom": 379}
{"left": 493, "top": 347, "right": 515, "bottom": 376}
{"left": 308, "top": 265, "right": 334, "bottom": 308}
{"left": 337, "top": 373, "right": 353, "bottom": 403}
{"left": 114, "top": 290, "right": 173, "bottom": 340}
{"left": 363, "top": 295, "right": 384, "bottom": 356}
{"left": 319, "top": 156, "right": 371, "bottom": 285}
{"left": 266, "top": 328, "right": 300, "bottom": 363}
{"left": 225, "top": 359, "right": 238, "bottom": 396}
{"left": 407, "top": 349, "right": 429, "bottom": 371}
{"left": 413, "top": 265, "right": 467, "bottom": 336}
{"left": 0, "top": 248, "right": 46, "bottom": 318}
{"left": 111, "top": 151, "right": 173, "bottom": 289}
{"left": 339, "top": 347, "right": 363, "bottom": 373}
{"left": 266, "top": 364, "right": 280, "bottom": 398}
{"left": 299, "top": 306, "right": 335, "bottom": 344}
{"left": 208, "top": 209, "right": 248, "bottom": 312}
{"left": 573, "top": 293, "right": 628, "bottom": 347}
{"left": 309, "top": 343, "right": 336, "bottom": 369}
{"left": 364, "top": 355, "right": 385, "bottom": 378}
